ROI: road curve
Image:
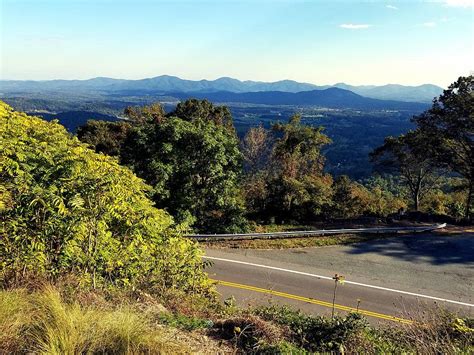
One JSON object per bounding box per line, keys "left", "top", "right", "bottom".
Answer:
{"left": 204, "top": 233, "right": 474, "bottom": 323}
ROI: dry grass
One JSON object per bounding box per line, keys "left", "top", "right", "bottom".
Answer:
{"left": 213, "top": 314, "right": 287, "bottom": 352}
{"left": 204, "top": 233, "right": 386, "bottom": 249}
{"left": 0, "top": 288, "right": 32, "bottom": 353}
{"left": 2, "top": 284, "right": 471, "bottom": 354}
{"left": 0, "top": 286, "right": 231, "bottom": 354}
{"left": 399, "top": 305, "right": 474, "bottom": 355}
{"left": 433, "top": 226, "right": 474, "bottom": 235}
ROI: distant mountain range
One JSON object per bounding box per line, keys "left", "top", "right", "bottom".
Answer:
{"left": 331, "top": 83, "right": 442, "bottom": 103}
{"left": 0, "top": 75, "right": 443, "bottom": 103}
{"left": 171, "top": 88, "right": 429, "bottom": 111}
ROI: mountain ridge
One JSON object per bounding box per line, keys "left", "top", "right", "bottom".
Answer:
{"left": 1, "top": 75, "right": 443, "bottom": 103}
{"left": 169, "top": 88, "right": 429, "bottom": 111}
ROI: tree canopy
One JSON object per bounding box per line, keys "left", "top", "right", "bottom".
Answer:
{"left": 241, "top": 115, "right": 334, "bottom": 223}
{"left": 73, "top": 85, "right": 471, "bottom": 228}
{"left": 77, "top": 120, "right": 131, "bottom": 156}
{"left": 170, "top": 98, "right": 235, "bottom": 133}
{"left": 121, "top": 116, "right": 247, "bottom": 233}
{"left": 413, "top": 75, "right": 473, "bottom": 219}
{"left": 370, "top": 130, "right": 440, "bottom": 211}
{"left": 77, "top": 100, "right": 248, "bottom": 233}
{"left": 124, "top": 103, "right": 166, "bottom": 124}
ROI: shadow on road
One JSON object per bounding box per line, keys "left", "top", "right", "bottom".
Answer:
{"left": 344, "top": 233, "right": 474, "bottom": 266}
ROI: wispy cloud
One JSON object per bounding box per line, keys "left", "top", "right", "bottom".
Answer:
{"left": 444, "top": 0, "right": 473, "bottom": 8}
{"left": 339, "top": 24, "right": 372, "bottom": 30}
{"left": 421, "top": 22, "right": 437, "bottom": 27}
{"left": 386, "top": 5, "right": 399, "bottom": 10}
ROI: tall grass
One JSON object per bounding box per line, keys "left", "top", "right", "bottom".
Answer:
{"left": 0, "top": 288, "right": 32, "bottom": 353}
{"left": 0, "top": 286, "right": 187, "bottom": 354}
{"left": 401, "top": 306, "right": 474, "bottom": 354}
{"left": 2, "top": 286, "right": 471, "bottom": 354}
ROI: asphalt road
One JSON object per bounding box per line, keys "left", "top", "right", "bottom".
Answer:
{"left": 204, "top": 232, "right": 474, "bottom": 324}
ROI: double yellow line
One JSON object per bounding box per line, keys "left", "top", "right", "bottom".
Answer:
{"left": 213, "top": 279, "right": 413, "bottom": 325}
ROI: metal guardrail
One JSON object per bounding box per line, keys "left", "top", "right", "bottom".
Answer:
{"left": 185, "top": 223, "right": 447, "bottom": 241}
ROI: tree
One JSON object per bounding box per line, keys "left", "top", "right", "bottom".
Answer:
{"left": 370, "top": 131, "right": 441, "bottom": 211}
{"left": 265, "top": 114, "right": 333, "bottom": 222}
{"left": 121, "top": 116, "right": 248, "bottom": 233}
{"left": 362, "top": 175, "right": 407, "bottom": 216}
{"left": 241, "top": 172, "right": 269, "bottom": 219}
{"left": 77, "top": 120, "right": 131, "bottom": 156}
{"left": 124, "top": 103, "right": 166, "bottom": 124}
{"left": 240, "top": 125, "right": 274, "bottom": 220}
{"left": 241, "top": 125, "right": 272, "bottom": 173}
{"left": 413, "top": 76, "right": 474, "bottom": 220}
{"left": 331, "top": 176, "right": 362, "bottom": 218}
{"left": 76, "top": 100, "right": 247, "bottom": 232}
{"left": 77, "top": 103, "right": 168, "bottom": 156}
{"left": 170, "top": 99, "right": 235, "bottom": 133}
{"left": 0, "top": 101, "right": 210, "bottom": 292}
{"left": 271, "top": 114, "right": 330, "bottom": 178}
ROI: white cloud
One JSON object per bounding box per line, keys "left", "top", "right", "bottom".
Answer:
{"left": 422, "top": 22, "right": 437, "bottom": 27}
{"left": 339, "top": 24, "right": 372, "bottom": 30}
{"left": 444, "top": 0, "right": 474, "bottom": 8}
{"left": 386, "top": 5, "right": 399, "bottom": 10}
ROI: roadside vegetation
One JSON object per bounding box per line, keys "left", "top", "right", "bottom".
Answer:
{"left": 1, "top": 285, "right": 472, "bottom": 354}
{"left": 203, "top": 233, "right": 386, "bottom": 249}
{"left": 0, "top": 101, "right": 211, "bottom": 292}
{"left": 1, "top": 75, "right": 472, "bottom": 354}
{"left": 0, "top": 286, "right": 195, "bottom": 353}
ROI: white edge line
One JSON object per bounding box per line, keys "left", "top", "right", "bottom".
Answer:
{"left": 203, "top": 256, "right": 474, "bottom": 308}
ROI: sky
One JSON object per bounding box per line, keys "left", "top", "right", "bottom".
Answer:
{"left": 1, "top": 0, "right": 473, "bottom": 87}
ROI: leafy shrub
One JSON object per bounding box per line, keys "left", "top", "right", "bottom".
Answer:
{"left": 254, "top": 305, "right": 368, "bottom": 352}
{"left": 158, "top": 312, "right": 213, "bottom": 331}
{"left": 0, "top": 101, "right": 211, "bottom": 293}
{"left": 214, "top": 315, "right": 285, "bottom": 353}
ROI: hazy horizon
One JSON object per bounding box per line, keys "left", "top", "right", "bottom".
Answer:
{"left": 1, "top": 0, "right": 473, "bottom": 87}
{"left": 0, "top": 73, "right": 450, "bottom": 88}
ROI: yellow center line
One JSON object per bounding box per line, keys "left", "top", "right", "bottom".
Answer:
{"left": 212, "top": 279, "right": 413, "bottom": 325}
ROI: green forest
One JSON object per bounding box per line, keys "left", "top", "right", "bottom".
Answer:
{"left": 76, "top": 76, "right": 473, "bottom": 233}
{"left": 0, "top": 76, "right": 472, "bottom": 353}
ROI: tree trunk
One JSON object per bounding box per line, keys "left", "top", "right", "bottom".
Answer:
{"left": 466, "top": 178, "right": 473, "bottom": 221}
{"left": 412, "top": 172, "right": 422, "bottom": 211}
{"left": 413, "top": 183, "right": 420, "bottom": 211}
{"left": 414, "top": 193, "right": 419, "bottom": 211}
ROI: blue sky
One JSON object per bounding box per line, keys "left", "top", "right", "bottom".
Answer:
{"left": 1, "top": 0, "right": 473, "bottom": 86}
